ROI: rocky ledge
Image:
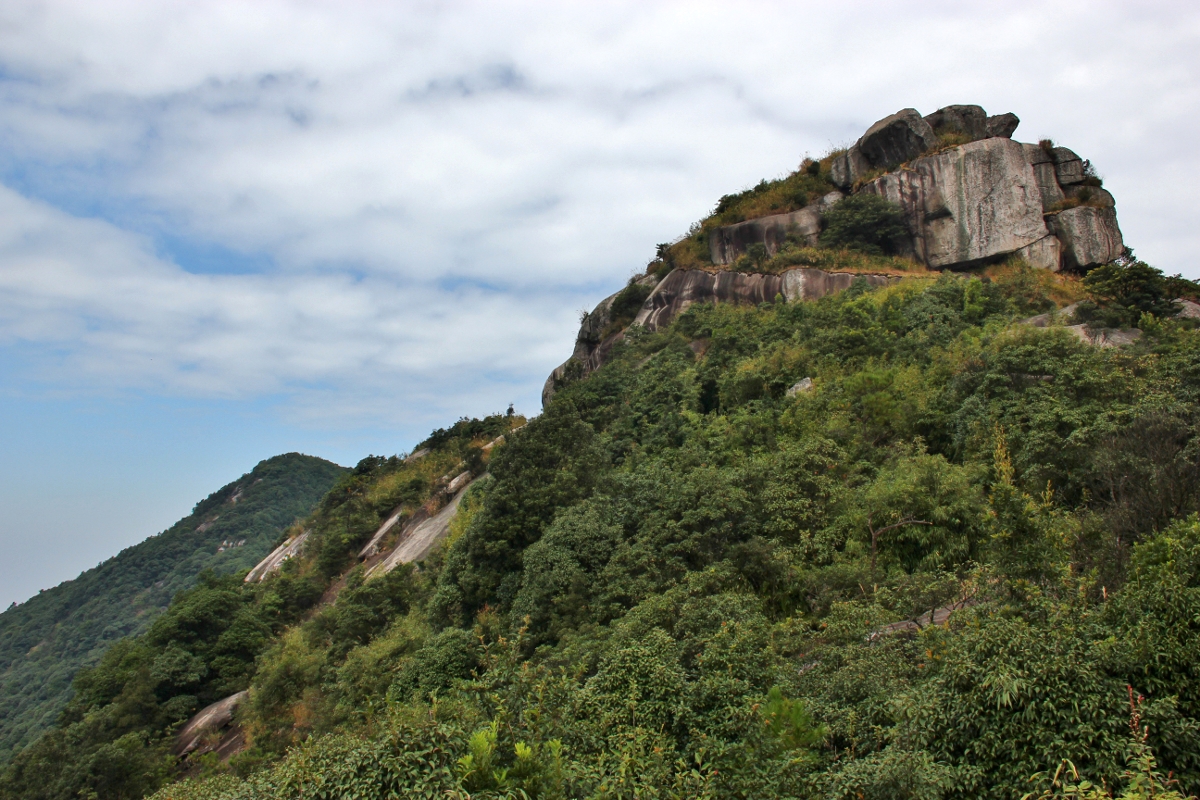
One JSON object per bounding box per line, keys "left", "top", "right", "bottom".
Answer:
{"left": 543, "top": 267, "right": 896, "bottom": 405}
{"left": 714, "top": 104, "right": 1123, "bottom": 273}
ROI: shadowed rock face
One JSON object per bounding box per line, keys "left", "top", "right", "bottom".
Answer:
{"left": 542, "top": 267, "right": 896, "bottom": 405}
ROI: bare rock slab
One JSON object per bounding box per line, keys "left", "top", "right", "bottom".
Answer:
{"left": 1048, "top": 206, "right": 1124, "bottom": 269}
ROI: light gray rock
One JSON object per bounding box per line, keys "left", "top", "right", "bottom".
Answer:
{"left": 858, "top": 108, "right": 938, "bottom": 171}
{"left": 1066, "top": 324, "right": 1142, "bottom": 348}
{"left": 1017, "top": 235, "right": 1063, "bottom": 271}
{"left": 786, "top": 377, "right": 814, "bottom": 396}
{"left": 370, "top": 474, "right": 486, "bottom": 575}
{"left": 924, "top": 105, "right": 988, "bottom": 139}
{"left": 1176, "top": 299, "right": 1200, "bottom": 319}
{"left": 1047, "top": 206, "right": 1124, "bottom": 269}
{"left": 1021, "top": 302, "right": 1081, "bottom": 327}
{"left": 860, "top": 137, "right": 1051, "bottom": 269}
{"left": 780, "top": 268, "right": 894, "bottom": 302}
{"left": 708, "top": 204, "right": 824, "bottom": 265}
{"left": 245, "top": 531, "right": 309, "bottom": 583}
{"left": 830, "top": 145, "right": 869, "bottom": 189}
{"left": 176, "top": 691, "right": 247, "bottom": 757}
{"left": 985, "top": 112, "right": 1020, "bottom": 139}
{"left": 1052, "top": 146, "right": 1085, "bottom": 185}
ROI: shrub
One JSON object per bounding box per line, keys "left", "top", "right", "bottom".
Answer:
{"left": 819, "top": 194, "right": 908, "bottom": 256}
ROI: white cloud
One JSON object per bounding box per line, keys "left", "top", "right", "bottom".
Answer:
{"left": 0, "top": 0, "right": 1197, "bottom": 426}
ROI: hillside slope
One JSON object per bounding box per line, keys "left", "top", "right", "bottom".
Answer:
{"left": 0, "top": 453, "right": 346, "bottom": 763}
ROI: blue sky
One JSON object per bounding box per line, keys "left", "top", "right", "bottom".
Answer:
{"left": 1, "top": 0, "right": 1199, "bottom": 606}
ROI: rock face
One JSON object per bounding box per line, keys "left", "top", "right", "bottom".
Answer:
{"left": 719, "top": 105, "right": 1121, "bottom": 273}
{"left": 709, "top": 192, "right": 842, "bottom": 265}
{"left": 368, "top": 474, "right": 485, "bottom": 576}
{"left": 543, "top": 103, "right": 1129, "bottom": 406}
{"left": 543, "top": 267, "right": 896, "bottom": 405}
{"left": 860, "top": 137, "right": 1056, "bottom": 269}
{"left": 245, "top": 531, "right": 309, "bottom": 583}
{"left": 175, "top": 692, "right": 247, "bottom": 759}
{"left": 1048, "top": 206, "right": 1125, "bottom": 269}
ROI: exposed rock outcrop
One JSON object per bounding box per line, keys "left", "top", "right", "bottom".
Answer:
{"left": 859, "top": 136, "right": 1056, "bottom": 269}
{"left": 720, "top": 105, "right": 1121, "bottom": 273}
{"left": 543, "top": 267, "right": 897, "bottom": 405}
{"left": 369, "top": 474, "right": 485, "bottom": 576}
{"left": 175, "top": 691, "right": 247, "bottom": 759}
{"left": 543, "top": 103, "right": 1129, "bottom": 407}
{"left": 709, "top": 192, "right": 841, "bottom": 265}
{"left": 244, "top": 531, "right": 309, "bottom": 583}
{"left": 1047, "top": 206, "right": 1125, "bottom": 269}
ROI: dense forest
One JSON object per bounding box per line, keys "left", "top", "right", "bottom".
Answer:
{"left": 0, "top": 453, "right": 346, "bottom": 764}
{"left": 4, "top": 250, "right": 1200, "bottom": 798}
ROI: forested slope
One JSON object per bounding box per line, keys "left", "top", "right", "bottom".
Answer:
{"left": 6, "top": 256, "right": 1200, "bottom": 800}
{"left": 0, "top": 453, "right": 346, "bottom": 763}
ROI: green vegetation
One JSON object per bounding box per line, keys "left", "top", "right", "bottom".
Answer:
{"left": 0, "top": 453, "right": 345, "bottom": 765}
{"left": 6, "top": 260, "right": 1200, "bottom": 799}
{"left": 818, "top": 194, "right": 908, "bottom": 256}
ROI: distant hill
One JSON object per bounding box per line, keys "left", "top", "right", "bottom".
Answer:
{"left": 0, "top": 453, "right": 347, "bottom": 763}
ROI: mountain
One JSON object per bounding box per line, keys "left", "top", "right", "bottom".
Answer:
{"left": 0, "top": 453, "right": 346, "bottom": 764}
{"left": 6, "top": 105, "right": 1200, "bottom": 800}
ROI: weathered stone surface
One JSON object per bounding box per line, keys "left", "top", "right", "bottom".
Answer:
{"left": 176, "top": 692, "right": 247, "bottom": 757}
{"left": 544, "top": 267, "right": 898, "bottom": 405}
{"left": 1177, "top": 299, "right": 1200, "bottom": 319}
{"left": 830, "top": 145, "right": 869, "bottom": 189}
{"left": 924, "top": 105, "right": 988, "bottom": 139}
{"left": 1021, "top": 302, "right": 1081, "bottom": 327}
{"left": 1052, "top": 146, "right": 1085, "bottom": 185}
{"left": 1023, "top": 143, "right": 1065, "bottom": 210}
{"left": 1048, "top": 206, "right": 1124, "bottom": 269}
{"left": 985, "top": 112, "right": 1020, "bottom": 139}
{"left": 860, "top": 136, "right": 1050, "bottom": 269}
{"left": 1017, "top": 235, "right": 1063, "bottom": 271}
{"left": 780, "top": 268, "right": 894, "bottom": 301}
{"left": 709, "top": 205, "right": 823, "bottom": 265}
{"left": 633, "top": 269, "right": 784, "bottom": 331}
{"left": 1066, "top": 324, "right": 1142, "bottom": 347}
{"left": 858, "top": 108, "right": 937, "bottom": 171}
{"left": 245, "top": 531, "right": 309, "bottom": 583}
{"left": 370, "top": 475, "right": 486, "bottom": 575}
{"left": 709, "top": 192, "right": 846, "bottom": 265}
{"left": 786, "top": 377, "right": 814, "bottom": 396}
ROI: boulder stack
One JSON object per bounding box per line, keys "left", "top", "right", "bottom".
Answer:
{"left": 718, "top": 104, "right": 1123, "bottom": 272}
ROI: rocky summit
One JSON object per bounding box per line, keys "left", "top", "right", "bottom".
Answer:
{"left": 545, "top": 104, "right": 1126, "bottom": 405}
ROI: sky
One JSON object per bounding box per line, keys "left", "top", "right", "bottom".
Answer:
{"left": 1, "top": 0, "right": 1198, "bottom": 606}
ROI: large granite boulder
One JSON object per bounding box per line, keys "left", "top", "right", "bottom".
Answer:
{"left": 858, "top": 108, "right": 938, "bottom": 172}
{"left": 1047, "top": 206, "right": 1124, "bottom": 269}
{"left": 924, "top": 105, "right": 989, "bottom": 139}
{"left": 985, "top": 112, "right": 1020, "bottom": 139}
{"left": 1051, "top": 146, "right": 1086, "bottom": 185}
{"left": 860, "top": 136, "right": 1055, "bottom": 269}
{"left": 1023, "top": 143, "right": 1065, "bottom": 210}
{"left": 832, "top": 108, "right": 937, "bottom": 189}
{"left": 923, "top": 104, "right": 1019, "bottom": 141}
